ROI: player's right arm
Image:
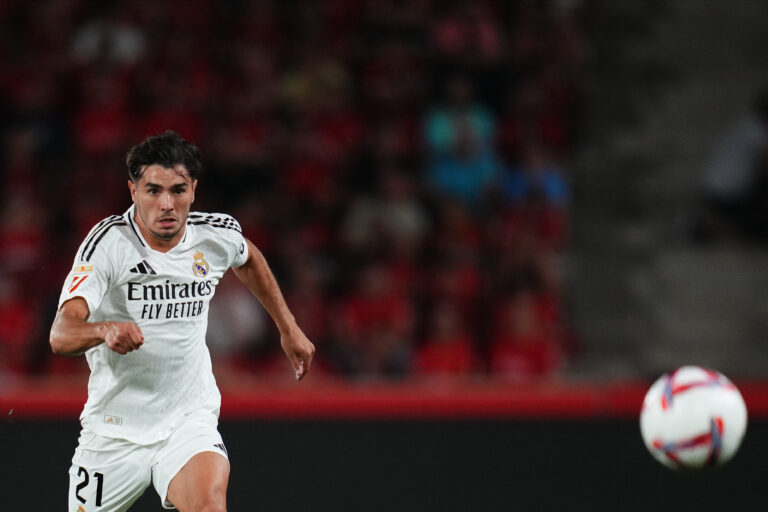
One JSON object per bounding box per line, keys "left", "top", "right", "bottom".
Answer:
{"left": 52, "top": 217, "right": 144, "bottom": 356}
{"left": 50, "top": 297, "right": 144, "bottom": 356}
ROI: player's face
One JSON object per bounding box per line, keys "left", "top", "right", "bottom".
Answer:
{"left": 128, "top": 165, "right": 197, "bottom": 244}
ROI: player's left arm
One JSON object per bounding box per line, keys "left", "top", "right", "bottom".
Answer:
{"left": 232, "top": 238, "right": 315, "bottom": 380}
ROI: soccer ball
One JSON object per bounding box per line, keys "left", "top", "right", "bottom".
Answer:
{"left": 640, "top": 366, "right": 747, "bottom": 470}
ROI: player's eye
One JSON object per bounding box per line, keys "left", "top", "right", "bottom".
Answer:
{"left": 173, "top": 187, "right": 186, "bottom": 195}
{"left": 147, "top": 189, "right": 159, "bottom": 195}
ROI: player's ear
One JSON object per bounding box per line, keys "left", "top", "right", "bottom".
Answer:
{"left": 128, "top": 180, "right": 137, "bottom": 203}
{"left": 191, "top": 179, "right": 197, "bottom": 203}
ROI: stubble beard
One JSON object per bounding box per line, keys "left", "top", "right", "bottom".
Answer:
{"left": 149, "top": 224, "right": 183, "bottom": 240}
{"left": 137, "top": 205, "right": 186, "bottom": 241}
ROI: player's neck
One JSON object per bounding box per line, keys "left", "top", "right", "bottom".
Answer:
{"left": 133, "top": 211, "right": 186, "bottom": 253}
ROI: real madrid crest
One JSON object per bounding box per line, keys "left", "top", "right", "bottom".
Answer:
{"left": 192, "top": 251, "right": 209, "bottom": 277}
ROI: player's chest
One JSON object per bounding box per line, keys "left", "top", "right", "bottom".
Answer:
{"left": 112, "top": 246, "right": 226, "bottom": 321}
{"left": 118, "top": 245, "right": 226, "bottom": 281}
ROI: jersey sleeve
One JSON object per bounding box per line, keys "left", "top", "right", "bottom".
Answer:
{"left": 218, "top": 214, "right": 249, "bottom": 268}
{"left": 58, "top": 221, "right": 118, "bottom": 315}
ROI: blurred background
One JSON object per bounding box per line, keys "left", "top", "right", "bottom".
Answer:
{"left": 3, "top": 0, "right": 768, "bottom": 510}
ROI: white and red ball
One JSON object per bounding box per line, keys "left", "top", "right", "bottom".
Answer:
{"left": 640, "top": 366, "right": 747, "bottom": 469}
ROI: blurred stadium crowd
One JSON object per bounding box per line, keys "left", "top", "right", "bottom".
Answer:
{"left": 0, "top": 0, "right": 590, "bottom": 381}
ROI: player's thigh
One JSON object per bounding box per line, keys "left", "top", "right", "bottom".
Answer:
{"left": 153, "top": 412, "right": 229, "bottom": 510}
{"left": 166, "top": 451, "right": 230, "bottom": 511}
{"left": 68, "top": 431, "right": 153, "bottom": 512}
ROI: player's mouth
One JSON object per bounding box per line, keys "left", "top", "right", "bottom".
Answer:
{"left": 158, "top": 217, "right": 177, "bottom": 228}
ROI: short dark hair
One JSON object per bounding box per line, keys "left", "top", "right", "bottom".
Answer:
{"left": 126, "top": 130, "right": 203, "bottom": 182}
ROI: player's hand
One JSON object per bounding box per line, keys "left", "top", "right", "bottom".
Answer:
{"left": 280, "top": 327, "right": 315, "bottom": 381}
{"left": 103, "top": 322, "right": 145, "bottom": 354}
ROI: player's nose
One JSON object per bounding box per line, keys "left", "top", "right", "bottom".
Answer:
{"left": 160, "top": 192, "right": 174, "bottom": 210}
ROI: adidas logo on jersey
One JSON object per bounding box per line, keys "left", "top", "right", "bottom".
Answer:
{"left": 129, "top": 260, "right": 157, "bottom": 275}
{"left": 214, "top": 442, "right": 228, "bottom": 455}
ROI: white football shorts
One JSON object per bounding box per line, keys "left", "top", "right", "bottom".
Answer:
{"left": 67, "top": 409, "right": 229, "bottom": 511}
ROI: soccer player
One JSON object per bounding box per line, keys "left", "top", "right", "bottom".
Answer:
{"left": 49, "top": 131, "right": 315, "bottom": 512}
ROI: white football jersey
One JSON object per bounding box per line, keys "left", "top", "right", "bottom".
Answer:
{"left": 58, "top": 204, "right": 249, "bottom": 444}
